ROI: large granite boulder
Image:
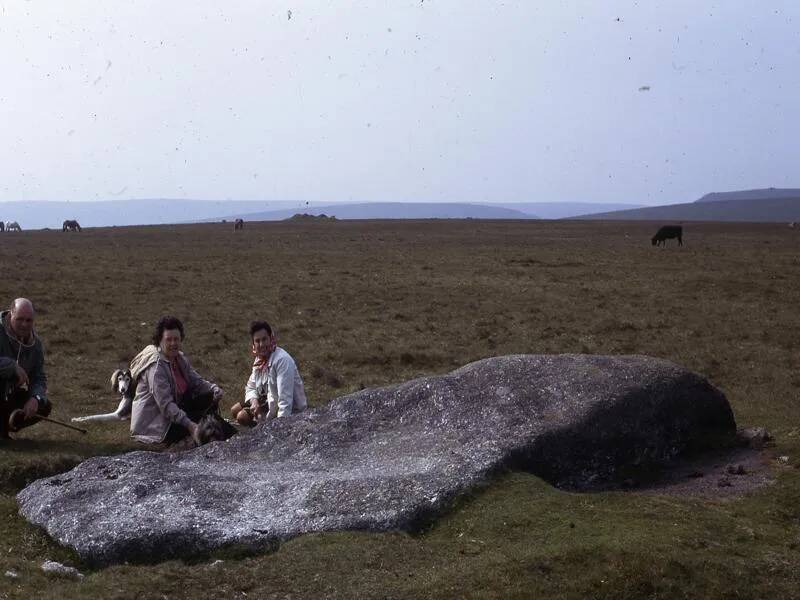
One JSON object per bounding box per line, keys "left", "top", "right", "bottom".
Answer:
{"left": 18, "top": 354, "right": 735, "bottom": 565}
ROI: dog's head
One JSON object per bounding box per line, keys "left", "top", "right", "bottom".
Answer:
{"left": 110, "top": 369, "right": 133, "bottom": 394}
{"left": 195, "top": 413, "right": 238, "bottom": 446}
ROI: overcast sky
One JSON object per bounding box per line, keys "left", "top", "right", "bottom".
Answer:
{"left": 1, "top": 1, "right": 798, "bottom": 206}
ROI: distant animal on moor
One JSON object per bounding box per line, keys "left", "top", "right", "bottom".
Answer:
{"left": 62, "top": 220, "right": 82, "bottom": 232}
{"left": 652, "top": 225, "right": 683, "bottom": 247}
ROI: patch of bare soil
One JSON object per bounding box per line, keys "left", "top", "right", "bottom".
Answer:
{"left": 639, "top": 446, "right": 776, "bottom": 499}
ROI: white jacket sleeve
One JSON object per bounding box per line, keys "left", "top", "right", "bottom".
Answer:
{"left": 274, "top": 356, "right": 295, "bottom": 418}
{"left": 244, "top": 368, "right": 259, "bottom": 404}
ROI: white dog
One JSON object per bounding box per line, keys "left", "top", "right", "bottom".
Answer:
{"left": 72, "top": 369, "right": 135, "bottom": 423}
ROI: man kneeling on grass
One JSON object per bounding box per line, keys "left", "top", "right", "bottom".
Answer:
{"left": 230, "top": 320, "right": 307, "bottom": 426}
{"left": 0, "top": 298, "right": 51, "bottom": 438}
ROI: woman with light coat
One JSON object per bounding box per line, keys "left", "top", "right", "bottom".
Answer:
{"left": 131, "top": 315, "right": 223, "bottom": 444}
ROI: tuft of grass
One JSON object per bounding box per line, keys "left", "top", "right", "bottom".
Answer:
{"left": 310, "top": 364, "right": 345, "bottom": 388}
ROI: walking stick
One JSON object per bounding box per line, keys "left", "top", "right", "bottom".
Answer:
{"left": 8, "top": 409, "right": 88, "bottom": 434}
{"left": 38, "top": 415, "right": 88, "bottom": 434}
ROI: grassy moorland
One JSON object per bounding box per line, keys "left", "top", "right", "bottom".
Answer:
{"left": 0, "top": 219, "right": 798, "bottom": 599}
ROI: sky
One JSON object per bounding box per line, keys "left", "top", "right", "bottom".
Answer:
{"left": 1, "top": 1, "right": 798, "bottom": 206}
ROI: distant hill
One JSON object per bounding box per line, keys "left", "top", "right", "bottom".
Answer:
{"left": 572, "top": 197, "right": 800, "bottom": 222}
{"left": 0, "top": 199, "right": 303, "bottom": 229}
{"left": 0, "top": 199, "right": 658, "bottom": 228}
{"left": 695, "top": 188, "right": 800, "bottom": 203}
{"left": 487, "top": 202, "right": 645, "bottom": 219}
{"left": 14, "top": 196, "right": 779, "bottom": 228}
{"left": 215, "top": 203, "right": 538, "bottom": 221}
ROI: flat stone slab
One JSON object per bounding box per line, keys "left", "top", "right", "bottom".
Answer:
{"left": 17, "top": 354, "right": 735, "bottom": 565}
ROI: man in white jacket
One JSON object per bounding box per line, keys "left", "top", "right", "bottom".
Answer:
{"left": 231, "top": 320, "right": 307, "bottom": 425}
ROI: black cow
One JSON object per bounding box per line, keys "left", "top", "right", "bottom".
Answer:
{"left": 651, "top": 225, "right": 683, "bottom": 247}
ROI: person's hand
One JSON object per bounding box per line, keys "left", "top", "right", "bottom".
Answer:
{"left": 252, "top": 403, "right": 264, "bottom": 421}
{"left": 15, "top": 364, "right": 29, "bottom": 390}
{"left": 23, "top": 396, "right": 38, "bottom": 419}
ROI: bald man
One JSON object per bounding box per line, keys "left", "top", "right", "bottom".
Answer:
{"left": 0, "top": 298, "right": 50, "bottom": 438}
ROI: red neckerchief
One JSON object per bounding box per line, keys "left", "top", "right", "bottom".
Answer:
{"left": 252, "top": 335, "right": 277, "bottom": 372}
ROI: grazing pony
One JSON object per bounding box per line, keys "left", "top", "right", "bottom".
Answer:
{"left": 790, "top": 222, "right": 796, "bottom": 229}
{"left": 5, "top": 221, "right": 21, "bottom": 232}
{"left": 651, "top": 225, "right": 683, "bottom": 247}
{"left": 234, "top": 218, "right": 244, "bottom": 231}
{"left": 62, "top": 219, "right": 82, "bottom": 232}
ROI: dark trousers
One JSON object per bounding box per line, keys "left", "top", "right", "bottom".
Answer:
{"left": 0, "top": 379, "right": 52, "bottom": 438}
{"left": 163, "top": 389, "right": 216, "bottom": 445}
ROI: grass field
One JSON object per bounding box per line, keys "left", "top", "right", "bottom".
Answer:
{"left": 0, "top": 219, "right": 799, "bottom": 599}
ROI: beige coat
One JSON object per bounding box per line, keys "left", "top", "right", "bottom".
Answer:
{"left": 130, "top": 347, "right": 219, "bottom": 443}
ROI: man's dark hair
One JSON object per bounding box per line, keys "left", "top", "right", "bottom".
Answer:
{"left": 250, "top": 320, "right": 272, "bottom": 338}
{"left": 153, "top": 315, "right": 185, "bottom": 345}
